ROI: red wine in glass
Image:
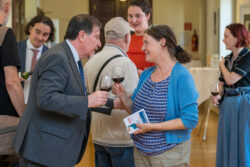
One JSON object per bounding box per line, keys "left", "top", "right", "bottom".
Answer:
{"left": 112, "top": 66, "right": 125, "bottom": 83}
{"left": 100, "top": 87, "right": 112, "bottom": 92}
{"left": 99, "top": 75, "right": 112, "bottom": 107}
{"left": 112, "top": 66, "right": 125, "bottom": 98}
{"left": 211, "top": 83, "right": 220, "bottom": 96}
{"left": 99, "top": 75, "right": 112, "bottom": 91}
{"left": 211, "top": 91, "right": 219, "bottom": 96}
{"left": 112, "top": 77, "right": 124, "bottom": 83}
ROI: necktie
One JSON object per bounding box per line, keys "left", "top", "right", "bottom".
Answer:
{"left": 31, "top": 49, "right": 38, "bottom": 71}
{"left": 77, "top": 60, "right": 87, "bottom": 96}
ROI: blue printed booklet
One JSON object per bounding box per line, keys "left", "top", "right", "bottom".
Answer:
{"left": 123, "top": 109, "right": 150, "bottom": 134}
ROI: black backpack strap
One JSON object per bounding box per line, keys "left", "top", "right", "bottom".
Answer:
{"left": 93, "top": 54, "right": 123, "bottom": 92}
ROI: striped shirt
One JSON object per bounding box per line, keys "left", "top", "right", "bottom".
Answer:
{"left": 219, "top": 48, "right": 250, "bottom": 88}
{"left": 132, "top": 76, "right": 176, "bottom": 156}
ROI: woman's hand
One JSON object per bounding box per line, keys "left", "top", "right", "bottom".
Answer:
{"left": 113, "top": 83, "right": 133, "bottom": 112}
{"left": 211, "top": 95, "right": 221, "bottom": 105}
{"left": 133, "top": 123, "right": 154, "bottom": 134}
{"left": 112, "top": 83, "right": 124, "bottom": 97}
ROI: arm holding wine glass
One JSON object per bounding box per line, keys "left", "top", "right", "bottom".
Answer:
{"left": 113, "top": 82, "right": 188, "bottom": 135}
{"left": 211, "top": 81, "right": 224, "bottom": 105}
{"left": 112, "top": 83, "right": 133, "bottom": 113}
{"left": 212, "top": 55, "right": 244, "bottom": 105}
{"left": 88, "top": 90, "right": 109, "bottom": 108}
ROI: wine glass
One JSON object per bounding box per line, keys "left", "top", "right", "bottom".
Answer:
{"left": 211, "top": 83, "right": 220, "bottom": 106}
{"left": 210, "top": 83, "right": 220, "bottom": 96}
{"left": 112, "top": 66, "right": 125, "bottom": 83}
{"left": 111, "top": 66, "right": 125, "bottom": 98}
{"left": 99, "top": 75, "right": 112, "bottom": 108}
{"left": 99, "top": 75, "right": 112, "bottom": 92}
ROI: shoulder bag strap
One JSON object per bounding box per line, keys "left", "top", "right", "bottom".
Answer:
{"left": 93, "top": 54, "right": 123, "bottom": 92}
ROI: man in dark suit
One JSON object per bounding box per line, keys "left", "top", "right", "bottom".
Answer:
{"left": 18, "top": 15, "right": 55, "bottom": 103}
{"left": 13, "top": 14, "right": 109, "bottom": 167}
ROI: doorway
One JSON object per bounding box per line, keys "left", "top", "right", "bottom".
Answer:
{"left": 12, "top": 0, "right": 25, "bottom": 41}
{"left": 89, "top": 0, "right": 152, "bottom": 51}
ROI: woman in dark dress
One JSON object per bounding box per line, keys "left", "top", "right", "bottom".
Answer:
{"left": 212, "top": 23, "right": 250, "bottom": 167}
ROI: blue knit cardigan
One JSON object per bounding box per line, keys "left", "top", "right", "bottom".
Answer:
{"left": 131, "top": 63, "right": 199, "bottom": 144}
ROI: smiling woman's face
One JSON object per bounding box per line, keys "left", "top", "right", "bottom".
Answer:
{"left": 127, "top": 6, "right": 150, "bottom": 36}
{"left": 142, "top": 33, "right": 163, "bottom": 63}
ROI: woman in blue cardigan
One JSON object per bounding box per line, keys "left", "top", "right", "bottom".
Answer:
{"left": 113, "top": 25, "right": 199, "bottom": 167}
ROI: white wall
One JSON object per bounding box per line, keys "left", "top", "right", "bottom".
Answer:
{"left": 25, "top": 0, "right": 37, "bottom": 21}
{"left": 153, "top": 0, "right": 202, "bottom": 63}
{"left": 219, "top": 0, "right": 234, "bottom": 57}
{"left": 39, "top": 0, "right": 89, "bottom": 42}
{"left": 236, "top": 0, "right": 250, "bottom": 22}
{"left": 206, "top": 0, "right": 219, "bottom": 55}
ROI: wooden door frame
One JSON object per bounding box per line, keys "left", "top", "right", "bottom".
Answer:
{"left": 12, "top": 0, "right": 25, "bottom": 41}
{"left": 89, "top": 0, "right": 152, "bottom": 22}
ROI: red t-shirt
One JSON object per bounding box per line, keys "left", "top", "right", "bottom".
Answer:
{"left": 127, "top": 34, "right": 154, "bottom": 70}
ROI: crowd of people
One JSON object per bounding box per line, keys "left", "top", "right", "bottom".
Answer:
{"left": 0, "top": 0, "right": 249, "bottom": 167}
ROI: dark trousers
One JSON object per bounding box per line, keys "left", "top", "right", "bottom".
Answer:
{"left": 94, "top": 144, "right": 135, "bottom": 167}
{"left": 19, "top": 156, "right": 46, "bottom": 167}
{"left": 0, "top": 155, "right": 19, "bottom": 167}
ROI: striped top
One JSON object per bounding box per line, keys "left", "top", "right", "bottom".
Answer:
{"left": 219, "top": 48, "right": 250, "bottom": 88}
{"left": 132, "top": 76, "right": 176, "bottom": 156}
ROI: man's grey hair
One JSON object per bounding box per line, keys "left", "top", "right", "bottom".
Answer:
{"left": 0, "top": 0, "right": 9, "bottom": 10}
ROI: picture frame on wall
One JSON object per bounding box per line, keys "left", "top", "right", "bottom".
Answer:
{"left": 240, "top": 4, "right": 250, "bottom": 32}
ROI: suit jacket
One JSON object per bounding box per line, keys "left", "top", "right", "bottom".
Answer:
{"left": 17, "top": 39, "right": 48, "bottom": 72}
{"left": 13, "top": 41, "right": 91, "bottom": 167}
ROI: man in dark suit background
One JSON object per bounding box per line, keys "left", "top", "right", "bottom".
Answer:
{"left": 13, "top": 14, "right": 109, "bottom": 167}
{"left": 18, "top": 15, "right": 55, "bottom": 103}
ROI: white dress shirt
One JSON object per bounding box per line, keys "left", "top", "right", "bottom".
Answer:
{"left": 66, "top": 40, "right": 80, "bottom": 70}
{"left": 23, "top": 39, "right": 43, "bottom": 103}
